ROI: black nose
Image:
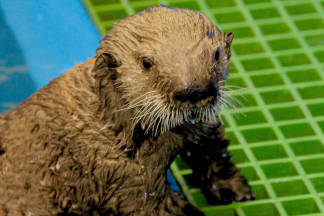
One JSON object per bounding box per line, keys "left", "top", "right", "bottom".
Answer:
{"left": 173, "top": 83, "right": 218, "bottom": 104}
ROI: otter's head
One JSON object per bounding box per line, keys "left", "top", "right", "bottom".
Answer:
{"left": 93, "top": 5, "right": 234, "bottom": 135}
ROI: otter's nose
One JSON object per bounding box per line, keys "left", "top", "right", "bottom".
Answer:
{"left": 173, "top": 82, "right": 218, "bottom": 104}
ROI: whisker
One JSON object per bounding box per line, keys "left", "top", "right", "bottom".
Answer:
{"left": 116, "top": 93, "right": 161, "bottom": 112}
{"left": 221, "top": 96, "right": 246, "bottom": 118}
{"left": 223, "top": 92, "right": 245, "bottom": 108}
{"left": 147, "top": 101, "right": 164, "bottom": 134}
{"left": 219, "top": 97, "right": 235, "bottom": 110}
{"left": 126, "top": 92, "right": 160, "bottom": 107}
{"left": 220, "top": 86, "right": 250, "bottom": 92}
{"left": 234, "top": 94, "right": 248, "bottom": 102}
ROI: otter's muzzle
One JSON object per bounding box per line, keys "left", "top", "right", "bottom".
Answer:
{"left": 173, "top": 80, "right": 218, "bottom": 104}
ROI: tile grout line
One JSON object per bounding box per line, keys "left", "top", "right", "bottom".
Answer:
{"left": 312, "top": 0, "right": 324, "bottom": 71}
{"left": 120, "top": 0, "right": 134, "bottom": 15}
{"left": 83, "top": 0, "right": 106, "bottom": 37}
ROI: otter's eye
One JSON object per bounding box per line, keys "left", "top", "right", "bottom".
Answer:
{"left": 141, "top": 57, "right": 153, "bottom": 70}
{"left": 214, "top": 49, "right": 221, "bottom": 61}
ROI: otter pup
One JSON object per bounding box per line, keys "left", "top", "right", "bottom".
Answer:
{"left": 0, "top": 5, "right": 254, "bottom": 216}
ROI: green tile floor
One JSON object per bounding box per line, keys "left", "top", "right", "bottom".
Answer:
{"left": 83, "top": 0, "right": 324, "bottom": 215}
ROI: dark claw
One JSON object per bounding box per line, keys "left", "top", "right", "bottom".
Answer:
{"left": 236, "top": 197, "right": 247, "bottom": 202}
{"left": 236, "top": 194, "right": 255, "bottom": 202}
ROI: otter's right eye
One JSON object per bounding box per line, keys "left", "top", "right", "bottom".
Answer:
{"left": 141, "top": 57, "right": 153, "bottom": 70}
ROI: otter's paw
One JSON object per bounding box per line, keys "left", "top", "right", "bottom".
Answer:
{"left": 202, "top": 174, "right": 255, "bottom": 205}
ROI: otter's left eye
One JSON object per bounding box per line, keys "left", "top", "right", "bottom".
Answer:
{"left": 214, "top": 49, "right": 221, "bottom": 61}
{"left": 142, "top": 57, "right": 153, "bottom": 70}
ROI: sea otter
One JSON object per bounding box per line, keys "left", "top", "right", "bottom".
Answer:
{"left": 0, "top": 5, "right": 254, "bottom": 216}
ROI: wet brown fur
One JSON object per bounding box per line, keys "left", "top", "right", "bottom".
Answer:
{"left": 0, "top": 6, "right": 253, "bottom": 216}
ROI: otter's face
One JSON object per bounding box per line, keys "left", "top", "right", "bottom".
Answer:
{"left": 94, "top": 6, "right": 234, "bottom": 135}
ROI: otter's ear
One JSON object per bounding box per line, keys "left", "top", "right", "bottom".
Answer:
{"left": 224, "top": 31, "right": 234, "bottom": 45}
{"left": 92, "top": 52, "right": 121, "bottom": 79}
{"left": 94, "top": 52, "right": 120, "bottom": 70}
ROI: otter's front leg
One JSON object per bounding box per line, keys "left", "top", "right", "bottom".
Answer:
{"left": 179, "top": 123, "right": 254, "bottom": 205}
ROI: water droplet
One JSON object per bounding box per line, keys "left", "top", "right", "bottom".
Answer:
{"left": 221, "top": 152, "right": 228, "bottom": 158}
{"left": 190, "top": 119, "right": 196, "bottom": 124}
